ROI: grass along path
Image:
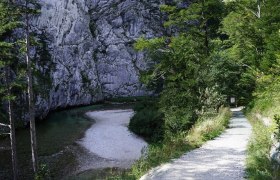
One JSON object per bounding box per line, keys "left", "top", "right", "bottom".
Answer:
{"left": 140, "top": 108, "right": 252, "bottom": 180}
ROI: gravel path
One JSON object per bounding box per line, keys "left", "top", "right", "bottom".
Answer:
{"left": 79, "top": 109, "right": 147, "bottom": 168}
{"left": 140, "top": 108, "right": 252, "bottom": 180}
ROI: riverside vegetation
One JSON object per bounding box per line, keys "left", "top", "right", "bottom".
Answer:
{"left": 118, "top": 0, "right": 280, "bottom": 179}
{"left": 1, "top": 0, "right": 280, "bottom": 179}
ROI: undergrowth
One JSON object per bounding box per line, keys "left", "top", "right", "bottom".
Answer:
{"left": 245, "top": 76, "right": 280, "bottom": 179}
{"left": 245, "top": 114, "right": 274, "bottom": 180}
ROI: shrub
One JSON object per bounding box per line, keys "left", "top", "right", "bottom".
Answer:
{"left": 129, "top": 100, "right": 164, "bottom": 143}
{"left": 35, "top": 164, "right": 51, "bottom": 180}
{"left": 164, "top": 108, "right": 196, "bottom": 134}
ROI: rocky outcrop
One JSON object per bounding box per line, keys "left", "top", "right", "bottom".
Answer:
{"left": 87, "top": 0, "right": 165, "bottom": 97}
{"left": 270, "top": 138, "right": 280, "bottom": 165}
{"left": 32, "top": 0, "right": 165, "bottom": 118}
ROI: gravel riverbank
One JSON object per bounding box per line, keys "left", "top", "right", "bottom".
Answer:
{"left": 78, "top": 109, "right": 147, "bottom": 168}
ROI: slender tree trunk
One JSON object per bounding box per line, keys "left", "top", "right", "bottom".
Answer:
{"left": 5, "top": 66, "right": 18, "bottom": 180}
{"left": 25, "top": 0, "right": 38, "bottom": 174}
{"left": 201, "top": 0, "right": 209, "bottom": 54}
{"left": 257, "top": 0, "right": 261, "bottom": 18}
{"left": 8, "top": 101, "right": 18, "bottom": 180}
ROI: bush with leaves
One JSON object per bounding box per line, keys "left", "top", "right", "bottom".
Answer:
{"left": 129, "top": 100, "right": 164, "bottom": 143}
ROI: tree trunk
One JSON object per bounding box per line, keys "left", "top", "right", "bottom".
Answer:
{"left": 8, "top": 100, "right": 18, "bottom": 180}
{"left": 25, "top": 0, "right": 38, "bottom": 174}
{"left": 201, "top": 0, "right": 209, "bottom": 54}
{"left": 257, "top": 0, "right": 261, "bottom": 18}
{"left": 5, "top": 66, "right": 18, "bottom": 180}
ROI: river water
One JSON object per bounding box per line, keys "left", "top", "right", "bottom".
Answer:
{"left": 0, "top": 104, "right": 135, "bottom": 179}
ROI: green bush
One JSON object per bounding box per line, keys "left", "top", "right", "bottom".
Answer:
{"left": 164, "top": 108, "right": 196, "bottom": 134}
{"left": 129, "top": 101, "right": 164, "bottom": 143}
{"left": 35, "top": 164, "right": 51, "bottom": 180}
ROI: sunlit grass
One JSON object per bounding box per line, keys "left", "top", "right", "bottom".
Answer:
{"left": 245, "top": 114, "right": 274, "bottom": 180}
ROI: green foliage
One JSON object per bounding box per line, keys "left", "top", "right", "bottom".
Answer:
{"left": 129, "top": 100, "right": 164, "bottom": 143}
{"left": 160, "top": 0, "right": 225, "bottom": 39}
{"left": 0, "top": 1, "right": 22, "bottom": 104}
{"left": 187, "top": 107, "right": 231, "bottom": 147}
{"left": 35, "top": 164, "right": 51, "bottom": 180}
{"left": 135, "top": 1, "right": 229, "bottom": 135}
{"left": 198, "top": 85, "right": 227, "bottom": 113}
{"left": 274, "top": 115, "right": 280, "bottom": 140}
{"left": 121, "top": 107, "right": 231, "bottom": 179}
{"left": 246, "top": 116, "right": 274, "bottom": 180}
{"left": 248, "top": 75, "right": 280, "bottom": 118}
{"left": 220, "top": 0, "right": 280, "bottom": 104}
{"left": 244, "top": 74, "right": 280, "bottom": 179}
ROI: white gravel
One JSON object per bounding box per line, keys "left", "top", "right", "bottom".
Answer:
{"left": 79, "top": 109, "right": 147, "bottom": 162}
{"left": 140, "top": 107, "right": 252, "bottom": 180}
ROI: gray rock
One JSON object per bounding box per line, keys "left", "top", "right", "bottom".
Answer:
{"left": 270, "top": 135, "right": 280, "bottom": 165}
{"left": 31, "top": 0, "right": 165, "bottom": 118}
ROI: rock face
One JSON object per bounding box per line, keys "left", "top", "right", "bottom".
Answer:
{"left": 32, "top": 0, "right": 165, "bottom": 118}
{"left": 270, "top": 139, "right": 280, "bottom": 165}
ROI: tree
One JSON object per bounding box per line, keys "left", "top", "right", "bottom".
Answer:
{"left": 22, "top": 0, "right": 40, "bottom": 174}
{"left": 220, "top": 0, "right": 280, "bottom": 103}
{"left": 0, "top": 1, "right": 21, "bottom": 179}
{"left": 135, "top": 0, "right": 227, "bottom": 134}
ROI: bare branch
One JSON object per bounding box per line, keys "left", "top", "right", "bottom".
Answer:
{"left": 0, "top": 123, "right": 10, "bottom": 128}
{"left": 0, "top": 133, "right": 11, "bottom": 135}
{"left": 0, "top": 147, "right": 11, "bottom": 151}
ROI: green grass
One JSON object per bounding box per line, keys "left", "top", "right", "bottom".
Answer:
{"left": 245, "top": 113, "right": 276, "bottom": 180}
{"left": 111, "top": 107, "right": 231, "bottom": 179}
{"left": 187, "top": 108, "right": 231, "bottom": 147}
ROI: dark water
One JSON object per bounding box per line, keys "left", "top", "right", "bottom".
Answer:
{"left": 0, "top": 104, "right": 130, "bottom": 179}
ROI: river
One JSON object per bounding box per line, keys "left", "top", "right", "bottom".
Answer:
{"left": 0, "top": 103, "right": 144, "bottom": 179}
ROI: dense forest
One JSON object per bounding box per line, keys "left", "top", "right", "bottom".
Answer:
{"left": 0, "top": 0, "right": 280, "bottom": 179}
{"left": 128, "top": 0, "right": 280, "bottom": 179}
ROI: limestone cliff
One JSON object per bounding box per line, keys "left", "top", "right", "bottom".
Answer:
{"left": 32, "top": 0, "right": 165, "bottom": 118}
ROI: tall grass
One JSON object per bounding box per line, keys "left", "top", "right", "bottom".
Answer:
{"left": 187, "top": 108, "right": 231, "bottom": 147}
{"left": 245, "top": 114, "right": 274, "bottom": 180}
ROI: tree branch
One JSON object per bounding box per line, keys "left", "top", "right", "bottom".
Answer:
{"left": 0, "top": 123, "right": 10, "bottom": 128}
